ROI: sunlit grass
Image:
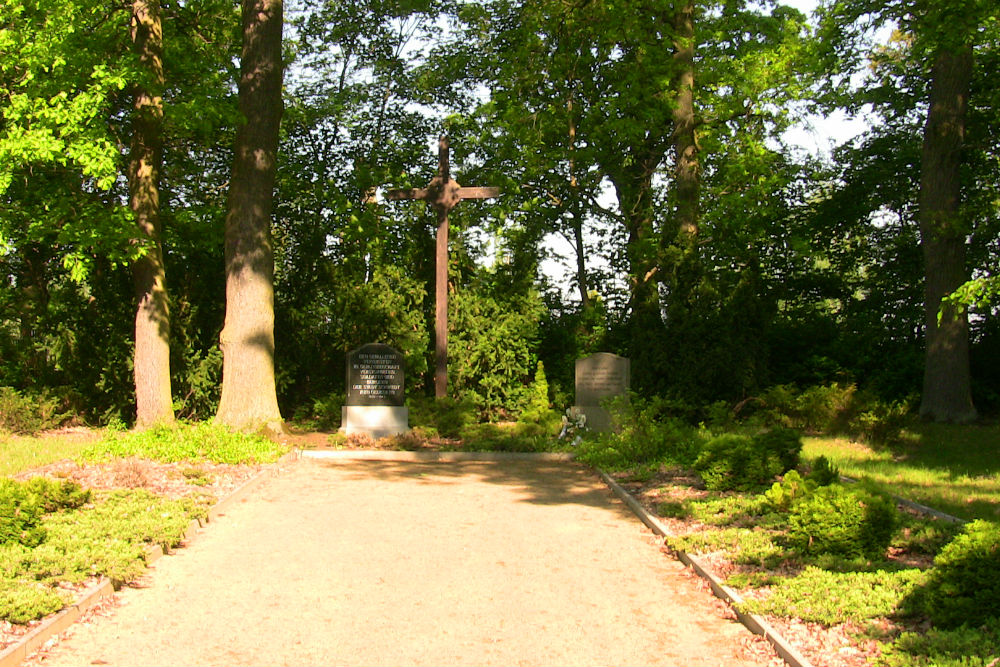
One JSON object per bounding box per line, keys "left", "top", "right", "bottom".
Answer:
{"left": 0, "top": 432, "right": 95, "bottom": 477}
{"left": 803, "top": 423, "right": 1000, "bottom": 522}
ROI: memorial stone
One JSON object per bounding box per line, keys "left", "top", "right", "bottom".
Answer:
{"left": 574, "top": 353, "right": 630, "bottom": 432}
{"left": 342, "top": 343, "right": 409, "bottom": 438}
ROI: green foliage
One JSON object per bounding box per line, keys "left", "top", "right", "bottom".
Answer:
{"left": 919, "top": 520, "right": 1000, "bottom": 629}
{"left": 82, "top": 422, "right": 287, "bottom": 464}
{"left": 667, "top": 527, "right": 785, "bottom": 567}
{"left": 291, "top": 392, "right": 345, "bottom": 431}
{"left": 0, "top": 387, "right": 72, "bottom": 435}
{"left": 0, "top": 480, "right": 206, "bottom": 623}
{"left": 448, "top": 282, "right": 545, "bottom": 417}
{"left": 0, "top": 479, "right": 46, "bottom": 547}
{"left": 786, "top": 484, "right": 898, "bottom": 559}
{"left": 752, "top": 383, "right": 915, "bottom": 446}
{"left": 877, "top": 618, "right": 1000, "bottom": 667}
{"left": 806, "top": 455, "right": 841, "bottom": 486}
{"left": 693, "top": 428, "right": 802, "bottom": 492}
{"left": 764, "top": 470, "right": 817, "bottom": 512}
{"left": 0, "top": 578, "right": 69, "bottom": 625}
{"left": 408, "top": 397, "right": 478, "bottom": 439}
{"left": 0, "top": 477, "right": 90, "bottom": 547}
{"left": 575, "top": 396, "right": 702, "bottom": 471}
{"left": 737, "top": 566, "right": 925, "bottom": 627}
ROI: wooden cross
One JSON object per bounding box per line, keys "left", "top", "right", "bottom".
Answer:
{"left": 386, "top": 136, "right": 499, "bottom": 398}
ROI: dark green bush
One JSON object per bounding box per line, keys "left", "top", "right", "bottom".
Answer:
{"left": 0, "top": 387, "right": 70, "bottom": 435}
{"left": 786, "top": 484, "right": 898, "bottom": 559}
{"left": 807, "top": 455, "right": 841, "bottom": 486}
{"left": 407, "top": 396, "right": 478, "bottom": 438}
{"left": 693, "top": 428, "right": 802, "bottom": 492}
{"left": 575, "top": 396, "right": 701, "bottom": 470}
{"left": 920, "top": 520, "right": 1000, "bottom": 629}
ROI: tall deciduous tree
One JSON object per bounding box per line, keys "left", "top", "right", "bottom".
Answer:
{"left": 129, "top": 0, "right": 174, "bottom": 428}
{"left": 216, "top": 0, "right": 284, "bottom": 433}
{"left": 919, "top": 42, "right": 976, "bottom": 422}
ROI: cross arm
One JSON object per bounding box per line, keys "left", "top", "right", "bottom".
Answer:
{"left": 385, "top": 187, "right": 429, "bottom": 201}
{"left": 456, "top": 186, "right": 500, "bottom": 200}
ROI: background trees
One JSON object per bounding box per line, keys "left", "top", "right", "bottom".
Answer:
{"left": 1, "top": 0, "right": 998, "bottom": 428}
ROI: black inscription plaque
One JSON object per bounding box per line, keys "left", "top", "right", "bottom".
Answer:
{"left": 345, "top": 344, "right": 405, "bottom": 407}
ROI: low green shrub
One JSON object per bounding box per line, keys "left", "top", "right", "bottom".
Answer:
{"left": 408, "top": 396, "right": 478, "bottom": 438}
{"left": 574, "top": 396, "right": 702, "bottom": 470}
{"left": 877, "top": 617, "right": 1000, "bottom": 667}
{"left": 737, "top": 566, "right": 925, "bottom": 626}
{"left": 83, "top": 421, "right": 287, "bottom": 464}
{"left": 0, "top": 478, "right": 89, "bottom": 547}
{"left": 693, "top": 428, "right": 802, "bottom": 492}
{"left": 764, "top": 470, "right": 817, "bottom": 512}
{"left": 786, "top": 484, "right": 898, "bottom": 559}
{"left": 919, "top": 519, "right": 1000, "bottom": 629}
{"left": 290, "top": 391, "right": 345, "bottom": 431}
{"left": 0, "top": 387, "right": 71, "bottom": 435}
{"left": 0, "top": 579, "right": 69, "bottom": 624}
{"left": 806, "top": 455, "right": 840, "bottom": 486}
{"left": 753, "top": 383, "right": 913, "bottom": 445}
{"left": 0, "top": 480, "right": 46, "bottom": 547}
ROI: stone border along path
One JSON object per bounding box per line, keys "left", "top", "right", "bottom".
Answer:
{"left": 1, "top": 449, "right": 813, "bottom": 667}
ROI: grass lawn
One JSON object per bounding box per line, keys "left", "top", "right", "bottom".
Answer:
{"left": 803, "top": 422, "right": 1000, "bottom": 523}
{"left": 0, "top": 431, "right": 96, "bottom": 477}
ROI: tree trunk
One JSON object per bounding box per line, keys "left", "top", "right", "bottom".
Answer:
{"left": 216, "top": 0, "right": 284, "bottom": 433}
{"left": 919, "top": 44, "right": 976, "bottom": 423}
{"left": 671, "top": 0, "right": 699, "bottom": 242}
{"left": 129, "top": 0, "right": 173, "bottom": 429}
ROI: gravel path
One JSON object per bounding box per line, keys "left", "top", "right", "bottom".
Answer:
{"left": 28, "top": 456, "right": 774, "bottom": 667}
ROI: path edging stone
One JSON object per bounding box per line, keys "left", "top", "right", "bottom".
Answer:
{"left": 597, "top": 470, "right": 814, "bottom": 667}
{"left": 0, "top": 450, "right": 299, "bottom": 667}
{"left": 301, "top": 449, "right": 574, "bottom": 462}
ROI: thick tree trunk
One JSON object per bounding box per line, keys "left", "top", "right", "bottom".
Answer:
{"left": 919, "top": 44, "right": 976, "bottom": 423}
{"left": 216, "top": 0, "right": 284, "bottom": 433}
{"left": 129, "top": 0, "right": 173, "bottom": 429}
{"left": 671, "top": 0, "right": 699, "bottom": 242}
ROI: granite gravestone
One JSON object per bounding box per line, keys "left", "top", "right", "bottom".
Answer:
{"left": 341, "top": 343, "right": 409, "bottom": 438}
{"left": 574, "top": 353, "right": 630, "bottom": 432}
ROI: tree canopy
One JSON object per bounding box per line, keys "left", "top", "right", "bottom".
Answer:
{"left": 2, "top": 0, "right": 998, "bottom": 427}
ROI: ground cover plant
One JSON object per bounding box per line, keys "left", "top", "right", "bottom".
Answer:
{"left": 613, "top": 423, "right": 1000, "bottom": 667}
{"left": 0, "top": 422, "right": 286, "bottom": 632}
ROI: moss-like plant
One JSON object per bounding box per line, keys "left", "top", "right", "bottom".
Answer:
{"left": 737, "top": 566, "right": 925, "bottom": 626}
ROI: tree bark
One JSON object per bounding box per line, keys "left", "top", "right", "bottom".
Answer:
{"left": 129, "top": 0, "right": 174, "bottom": 429}
{"left": 919, "top": 44, "right": 976, "bottom": 423}
{"left": 216, "top": 0, "right": 284, "bottom": 433}
{"left": 671, "top": 0, "right": 699, "bottom": 243}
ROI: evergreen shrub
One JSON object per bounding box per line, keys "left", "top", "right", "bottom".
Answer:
{"left": 786, "top": 484, "right": 898, "bottom": 559}
{"left": 0, "top": 387, "right": 69, "bottom": 435}
{"left": 693, "top": 427, "right": 802, "bottom": 492}
{"left": 575, "top": 396, "right": 701, "bottom": 470}
{"left": 920, "top": 519, "right": 1000, "bottom": 629}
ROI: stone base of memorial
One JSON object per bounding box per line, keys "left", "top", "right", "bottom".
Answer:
{"left": 572, "top": 405, "right": 614, "bottom": 433}
{"left": 341, "top": 405, "right": 409, "bottom": 439}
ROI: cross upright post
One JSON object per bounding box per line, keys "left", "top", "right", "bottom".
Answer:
{"left": 385, "top": 136, "right": 499, "bottom": 398}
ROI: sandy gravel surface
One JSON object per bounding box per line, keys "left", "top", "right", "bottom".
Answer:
{"left": 27, "top": 457, "right": 775, "bottom": 667}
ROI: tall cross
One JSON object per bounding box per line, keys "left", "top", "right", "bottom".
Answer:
{"left": 386, "top": 136, "right": 499, "bottom": 398}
